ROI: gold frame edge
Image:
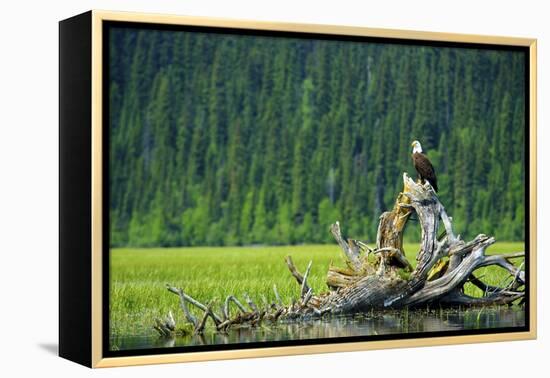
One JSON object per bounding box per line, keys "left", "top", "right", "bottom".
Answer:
{"left": 89, "top": 9, "right": 537, "bottom": 368}
{"left": 528, "top": 40, "right": 537, "bottom": 339}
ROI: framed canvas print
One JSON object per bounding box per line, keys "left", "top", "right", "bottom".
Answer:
{"left": 59, "top": 10, "right": 537, "bottom": 368}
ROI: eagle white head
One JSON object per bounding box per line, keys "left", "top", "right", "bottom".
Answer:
{"left": 411, "top": 140, "right": 423, "bottom": 154}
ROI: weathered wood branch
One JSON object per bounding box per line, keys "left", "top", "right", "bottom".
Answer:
{"left": 405, "top": 236, "right": 495, "bottom": 306}
{"left": 167, "top": 286, "right": 198, "bottom": 327}
{"left": 223, "top": 295, "right": 247, "bottom": 320}
{"left": 285, "top": 256, "right": 307, "bottom": 286}
{"left": 153, "top": 311, "right": 176, "bottom": 337}
{"left": 301, "top": 261, "right": 313, "bottom": 298}
{"left": 273, "top": 284, "right": 283, "bottom": 307}
{"left": 330, "top": 222, "right": 362, "bottom": 271}
{"left": 156, "top": 173, "right": 525, "bottom": 336}
{"left": 194, "top": 301, "right": 214, "bottom": 334}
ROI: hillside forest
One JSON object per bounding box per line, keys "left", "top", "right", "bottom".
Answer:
{"left": 108, "top": 27, "right": 526, "bottom": 247}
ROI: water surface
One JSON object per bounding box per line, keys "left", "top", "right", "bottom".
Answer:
{"left": 110, "top": 306, "right": 525, "bottom": 351}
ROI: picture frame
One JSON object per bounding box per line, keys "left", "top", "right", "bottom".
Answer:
{"left": 59, "top": 10, "right": 537, "bottom": 368}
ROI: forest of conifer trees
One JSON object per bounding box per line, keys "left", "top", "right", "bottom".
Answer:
{"left": 108, "top": 27, "right": 526, "bottom": 247}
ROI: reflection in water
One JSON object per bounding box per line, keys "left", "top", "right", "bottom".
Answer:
{"left": 111, "top": 307, "right": 525, "bottom": 351}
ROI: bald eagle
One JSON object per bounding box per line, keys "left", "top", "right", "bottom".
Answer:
{"left": 411, "top": 140, "right": 438, "bottom": 192}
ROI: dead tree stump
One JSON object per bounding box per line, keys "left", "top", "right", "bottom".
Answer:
{"left": 156, "top": 173, "right": 525, "bottom": 335}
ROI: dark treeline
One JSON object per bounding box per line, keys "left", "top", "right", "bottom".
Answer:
{"left": 109, "top": 27, "right": 525, "bottom": 247}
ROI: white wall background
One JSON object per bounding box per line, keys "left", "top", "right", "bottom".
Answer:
{"left": 0, "top": 0, "right": 547, "bottom": 376}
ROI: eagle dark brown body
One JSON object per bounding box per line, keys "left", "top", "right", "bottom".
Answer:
{"left": 411, "top": 141, "right": 438, "bottom": 192}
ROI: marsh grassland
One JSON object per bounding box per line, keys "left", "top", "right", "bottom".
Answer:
{"left": 110, "top": 242, "right": 524, "bottom": 340}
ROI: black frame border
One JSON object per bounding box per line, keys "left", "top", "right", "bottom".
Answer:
{"left": 59, "top": 11, "right": 93, "bottom": 367}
